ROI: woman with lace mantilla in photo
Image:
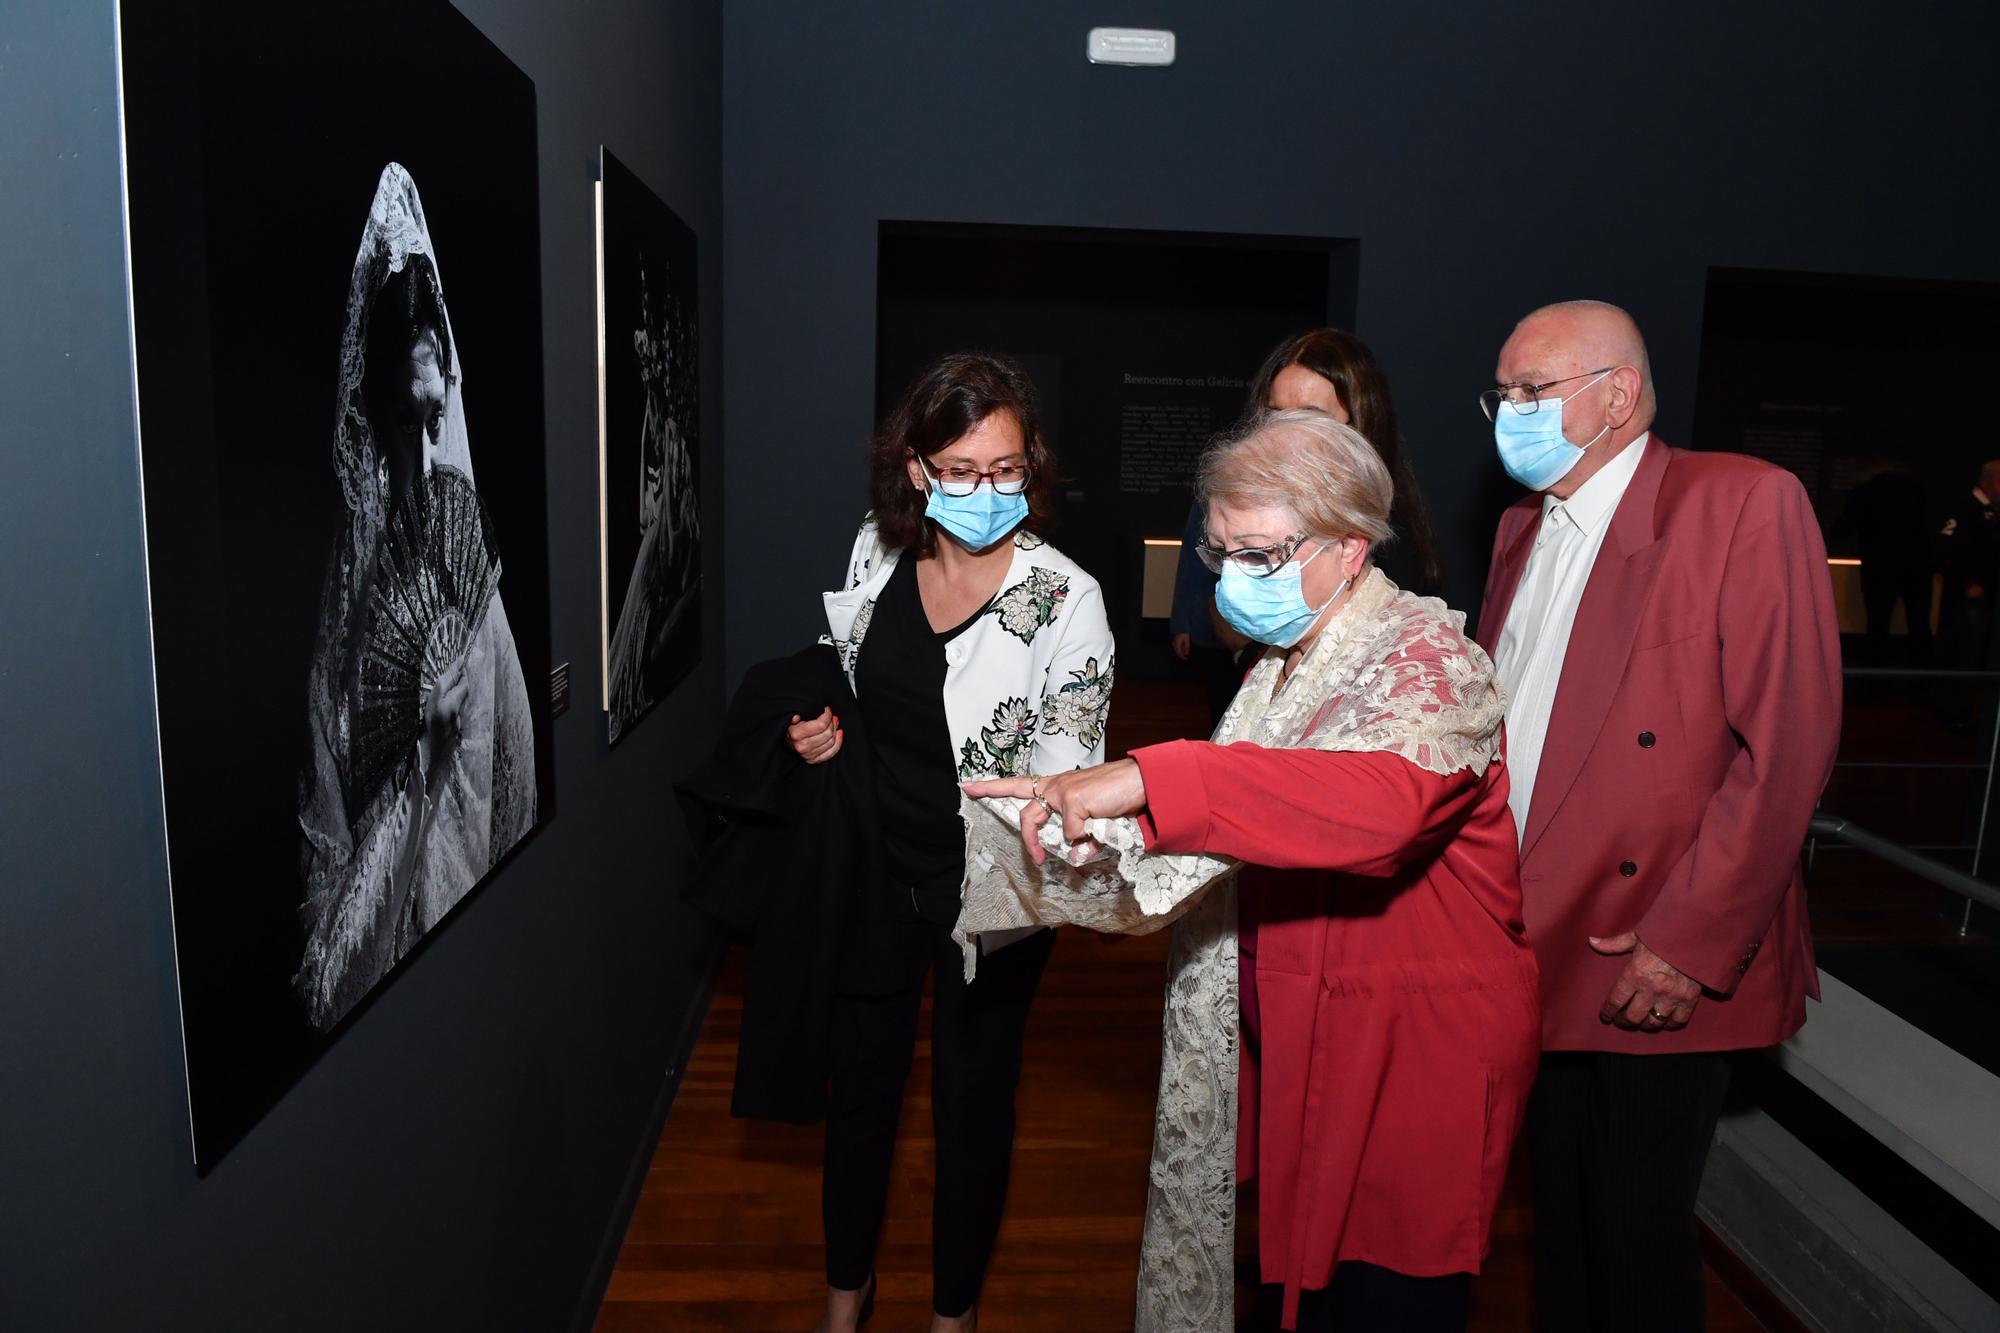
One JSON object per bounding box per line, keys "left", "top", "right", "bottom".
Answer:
{"left": 965, "top": 409, "right": 1539, "bottom": 1333}
{"left": 793, "top": 351, "right": 1115, "bottom": 1333}
{"left": 295, "top": 165, "right": 537, "bottom": 1034}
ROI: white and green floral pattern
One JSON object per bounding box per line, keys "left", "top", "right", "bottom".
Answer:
{"left": 822, "top": 514, "right": 1115, "bottom": 792}
{"left": 957, "top": 696, "right": 1038, "bottom": 779}
{"left": 992, "top": 567, "right": 1070, "bottom": 644}
{"left": 1040, "top": 655, "right": 1114, "bottom": 750}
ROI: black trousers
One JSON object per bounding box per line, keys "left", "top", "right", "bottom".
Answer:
{"left": 1291, "top": 1262, "right": 1471, "bottom": 1332}
{"left": 1527, "top": 1051, "right": 1734, "bottom": 1333}
{"left": 822, "top": 912, "right": 1056, "bottom": 1317}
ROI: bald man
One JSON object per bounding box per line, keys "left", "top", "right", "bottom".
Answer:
{"left": 1473, "top": 302, "right": 1841, "bottom": 1333}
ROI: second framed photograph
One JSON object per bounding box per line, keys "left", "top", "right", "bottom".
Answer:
{"left": 597, "top": 148, "right": 704, "bottom": 745}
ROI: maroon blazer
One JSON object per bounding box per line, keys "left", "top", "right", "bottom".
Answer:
{"left": 1475, "top": 437, "right": 1842, "bottom": 1053}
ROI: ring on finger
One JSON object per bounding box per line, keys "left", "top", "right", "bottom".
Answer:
{"left": 1649, "top": 1007, "right": 1671, "bottom": 1023}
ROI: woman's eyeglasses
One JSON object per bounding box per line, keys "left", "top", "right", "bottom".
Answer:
{"left": 1195, "top": 531, "right": 1314, "bottom": 578}
{"left": 920, "top": 455, "right": 1032, "bottom": 497}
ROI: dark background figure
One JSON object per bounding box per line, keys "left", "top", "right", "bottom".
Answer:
{"left": 1173, "top": 327, "right": 1449, "bottom": 734}
{"left": 1244, "top": 328, "right": 1446, "bottom": 599}
{"left": 1936, "top": 462, "right": 2000, "bottom": 729}
{"left": 1168, "top": 500, "right": 1250, "bottom": 730}
{"left": 1831, "top": 458, "right": 1933, "bottom": 666}
{"left": 1937, "top": 462, "right": 2000, "bottom": 667}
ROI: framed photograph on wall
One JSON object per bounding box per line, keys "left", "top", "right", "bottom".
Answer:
{"left": 119, "top": 0, "right": 556, "bottom": 1166}
{"left": 596, "top": 147, "right": 704, "bottom": 744}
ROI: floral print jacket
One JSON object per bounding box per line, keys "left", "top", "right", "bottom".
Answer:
{"left": 823, "top": 516, "right": 1116, "bottom": 780}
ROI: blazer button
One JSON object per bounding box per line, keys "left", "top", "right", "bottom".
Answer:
{"left": 1619, "top": 860, "right": 1638, "bottom": 877}
{"left": 1638, "top": 731, "right": 1656, "bottom": 748}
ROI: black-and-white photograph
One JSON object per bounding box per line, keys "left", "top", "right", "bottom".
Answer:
{"left": 120, "top": 0, "right": 555, "bottom": 1165}
{"left": 294, "top": 163, "right": 542, "bottom": 1032}
{"left": 599, "top": 148, "right": 703, "bottom": 744}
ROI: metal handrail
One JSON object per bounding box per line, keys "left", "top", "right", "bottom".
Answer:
{"left": 1827, "top": 663, "right": 2000, "bottom": 934}
{"left": 1808, "top": 812, "right": 2000, "bottom": 914}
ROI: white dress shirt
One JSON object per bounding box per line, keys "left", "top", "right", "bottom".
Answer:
{"left": 1492, "top": 433, "right": 1650, "bottom": 844}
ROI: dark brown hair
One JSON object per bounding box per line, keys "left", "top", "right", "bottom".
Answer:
{"left": 1245, "top": 328, "right": 1445, "bottom": 594}
{"left": 869, "top": 350, "right": 1059, "bottom": 553}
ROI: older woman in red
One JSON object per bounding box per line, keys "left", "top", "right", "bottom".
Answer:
{"left": 967, "top": 410, "right": 1538, "bottom": 1333}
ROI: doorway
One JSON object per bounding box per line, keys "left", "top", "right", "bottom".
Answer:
{"left": 876, "top": 221, "right": 1356, "bottom": 680}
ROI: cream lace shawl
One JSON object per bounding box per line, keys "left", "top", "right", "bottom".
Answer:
{"left": 957, "top": 567, "right": 1505, "bottom": 1331}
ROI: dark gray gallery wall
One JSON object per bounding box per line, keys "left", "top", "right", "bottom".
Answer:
{"left": 721, "top": 1, "right": 2000, "bottom": 677}
{"left": 0, "top": 2, "right": 721, "bottom": 1330}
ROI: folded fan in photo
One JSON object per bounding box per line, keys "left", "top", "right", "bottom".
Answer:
{"left": 354, "top": 464, "right": 503, "bottom": 806}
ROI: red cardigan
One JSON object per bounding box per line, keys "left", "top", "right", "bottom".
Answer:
{"left": 1134, "top": 740, "right": 1539, "bottom": 1329}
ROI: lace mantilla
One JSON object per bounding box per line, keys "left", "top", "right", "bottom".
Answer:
{"left": 957, "top": 568, "right": 1505, "bottom": 1332}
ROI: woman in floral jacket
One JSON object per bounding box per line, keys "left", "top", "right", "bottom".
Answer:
{"left": 790, "top": 351, "right": 1114, "bottom": 1333}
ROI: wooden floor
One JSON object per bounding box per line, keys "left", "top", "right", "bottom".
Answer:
{"left": 594, "top": 680, "right": 1773, "bottom": 1331}
{"left": 594, "top": 937, "right": 1767, "bottom": 1332}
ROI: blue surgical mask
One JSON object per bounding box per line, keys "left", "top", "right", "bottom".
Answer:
{"left": 924, "top": 481, "right": 1028, "bottom": 552}
{"left": 1214, "top": 542, "right": 1350, "bottom": 649}
{"left": 1493, "top": 369, "right": 1612, "bottom": 491}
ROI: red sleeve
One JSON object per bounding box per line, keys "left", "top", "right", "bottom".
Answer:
{"left": 1637, "top": 469, "right": 1843, "bottom": 993}
{"left": 1131, "top": 740, "right": 1483, "bottom": 876}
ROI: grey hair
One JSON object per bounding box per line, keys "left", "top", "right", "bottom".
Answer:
{"left": 1197, "top": 408, "right": 1395, "bottom": 547}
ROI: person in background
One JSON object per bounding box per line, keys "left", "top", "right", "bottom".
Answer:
{"left": 1476, "top": 300, "right": 1840, "bottom": 1333}
{"left": 1245, "top": 327, "right": 1446, "bottom": 597}
{"left": 1170, "top": 326, "right": 1445, "bottom": 729}
{"left": 793, "top": 351, "right": 1116, "bottom": 1333}
{"left": 1831, "top": 457, "right": 1932, "bottom": 666}
{"left": 1168, "top": 498, "right": 1252, "bottom": 727}
{"left": 1936, "top": 460, "right": 2000, "bottom": 689}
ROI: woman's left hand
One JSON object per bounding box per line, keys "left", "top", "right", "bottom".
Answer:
{"left": 963, "top": 758, "right": 1148, "bottom": 866}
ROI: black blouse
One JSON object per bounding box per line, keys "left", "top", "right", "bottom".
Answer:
{"left": 855, "top": 555, "right": 988, "bottom": 915}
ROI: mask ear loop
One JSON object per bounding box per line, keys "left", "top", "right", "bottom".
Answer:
{"left": 1296, "top": 541, "right": 1350, "bottom": 625}
{"left": 1567, "top": 369, "right": 1617, "bottom": 454}
{"left": 1313, "top": 574, "right": 1352, "bottom": 620}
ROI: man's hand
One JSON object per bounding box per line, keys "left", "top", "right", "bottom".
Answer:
{"left": 1172, "top": 633, "right": 1193, "bottom": 662}
{"left": 963, "top": 759, "right": 1148, "bottom": 865}
{"left": 1590, "top": 932, "right": 1704, "bottom": 1031}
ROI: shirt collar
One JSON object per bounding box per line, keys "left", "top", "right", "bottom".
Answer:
{"left": 1543, "top": 432, "right": 1649, "bottom": 536}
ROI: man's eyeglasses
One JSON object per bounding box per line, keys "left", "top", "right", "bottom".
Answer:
{"left": 1195, "top": 531, "right": 1315, "bottom": 578}
{"left": 1478, "top": 367, "right": 1613, "bottom": 422}
{"left": 920, "top": 454, "right": 1032, "bottom": 497}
